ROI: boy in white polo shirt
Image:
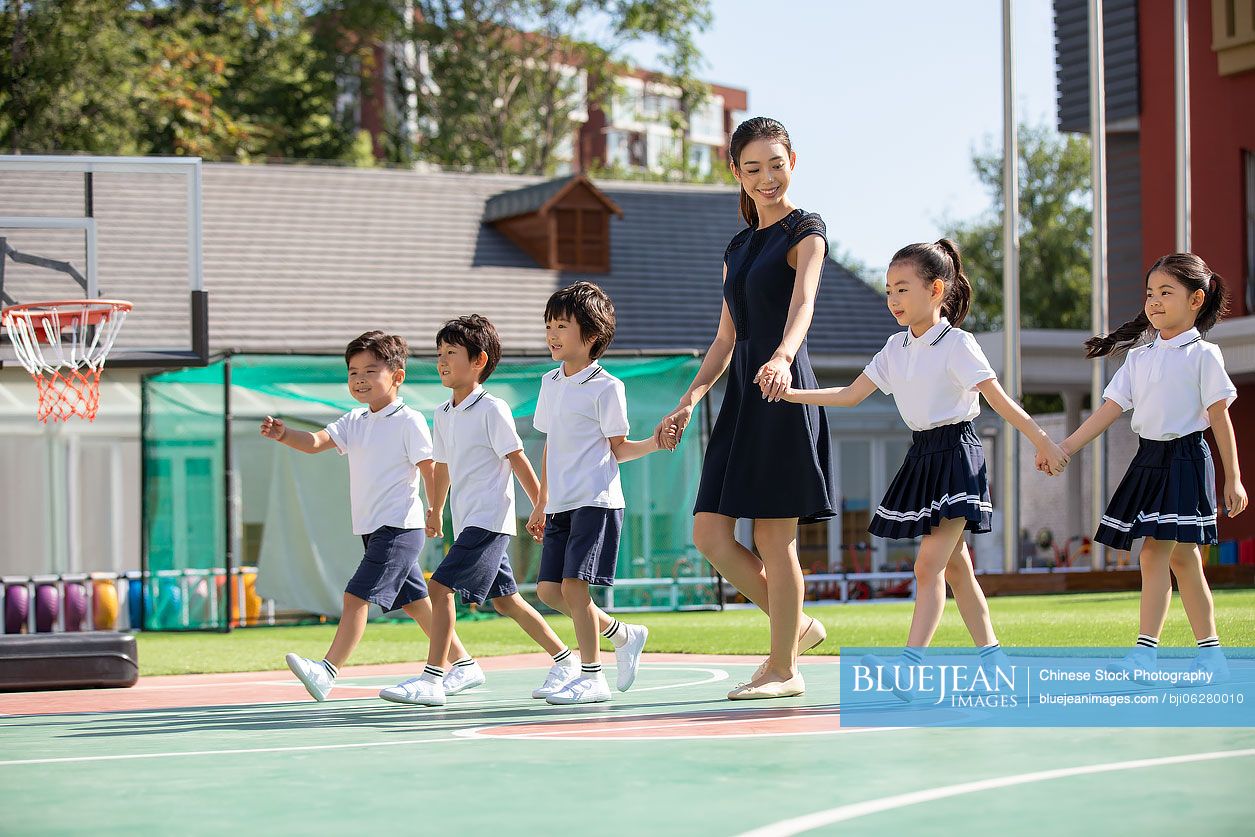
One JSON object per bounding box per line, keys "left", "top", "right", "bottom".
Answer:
{"left": 379, "top": 315, "right": 579, "bottom": 707}
{"left": 260, "top": 330, "right": 473, "bottom": 701}
{"left": 526, "top": 282, "right": 669, "bottom": 705}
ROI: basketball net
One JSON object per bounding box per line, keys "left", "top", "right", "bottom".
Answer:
{"left": 1, "top": 300, "right": 131, "bottom": 423}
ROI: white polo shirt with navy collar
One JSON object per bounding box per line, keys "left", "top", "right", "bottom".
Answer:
{"left": 533, "top": 362, "right": 630, "bottom": 514}
{"left": 862, "top": 317, "right": 997, "bottom": 432}
{"left": 1103, "top": 327, "right": 1237, "bottom": 440}
{"left": 325, "top": 398, "right": 434, "bottom": 535}
{"left": 432, "top": 385, "right": 524, "bottom": 537}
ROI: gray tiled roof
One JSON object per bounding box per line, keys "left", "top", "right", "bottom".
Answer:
{"left": 3, "top": 162, "right": 898, "bottom": 361}
{"left": 482, "top": 175, "right": 577, "bottom": 222}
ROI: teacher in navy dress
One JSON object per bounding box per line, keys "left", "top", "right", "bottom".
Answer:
{"left": 655, "top": 117, "right": 836, "bottom": 700}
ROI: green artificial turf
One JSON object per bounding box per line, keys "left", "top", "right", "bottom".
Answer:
{"left": 136, "top": 589, "right": 1255, "bottom": 676}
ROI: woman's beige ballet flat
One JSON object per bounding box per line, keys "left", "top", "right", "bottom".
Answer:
{"left": 726, "top": 674, "right": 806, "bottom": 700}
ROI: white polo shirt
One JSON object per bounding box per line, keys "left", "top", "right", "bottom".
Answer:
{"left": 533, "top": 363, "right": 629, "bottom": 514}
{"left": 1103, "top": 328, "right": 1237, "bottom": 440}
{"left": 432, "top": 386, "right": 523, "bottom": 537}
{"left": 325, "top": 399, "right": 433, "bottom": 535}
{"left": 863, "top": 318, "right": 996, "bottom": 432}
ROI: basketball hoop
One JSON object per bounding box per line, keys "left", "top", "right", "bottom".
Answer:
{"left": 0, "top": 299, "right": 131, "bottom": 422}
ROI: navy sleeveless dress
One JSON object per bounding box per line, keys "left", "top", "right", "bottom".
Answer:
{"left": 693, "top": 209, "right": 837, "bottom": 524}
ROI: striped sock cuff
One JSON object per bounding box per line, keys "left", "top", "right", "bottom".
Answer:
{"left": 979, "top": 643, "right": 1001, "bottom": 657}
{"left": 320, "top": 659, "right": 339, "bottom": 679}
{"left": 452, "top": 657, "right": 475, "bottom": 668}
{"left": 552, "top": 648, "right": 572, "bottom": 664}
{"left": 581, "top": 662, "right": 602, "bottom": 674}
{"left": 601, "top": 619, "right": 622, "bottom": 639}
{"left": 423, "top": 665, "right": 445, "bottom": 680}
{"left": 1136, "top": 635, "right": 1159, "bottom": 649}
{"left": 902, "top": 647, "right": 924, "bottom": 665}
{"left": 1197, "top": 636, "right": 1221, "bottom": 648}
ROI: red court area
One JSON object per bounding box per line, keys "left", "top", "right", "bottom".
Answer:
{"left": 0, "top": 653, "right": 842, "bottom": 734}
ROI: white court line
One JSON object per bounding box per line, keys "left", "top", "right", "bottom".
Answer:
{"left": 0, "top": 736, "right": 470, "bottom": 767}
{"left": 0, "top": 667, "right": 739, "bottom": 764}
{"left": 734, "top": 748, "right": 1255, "bottom": 836}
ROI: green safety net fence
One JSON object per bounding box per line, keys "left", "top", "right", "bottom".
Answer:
{"left": 141, "top": 354, "right": 717, "bottom": 630}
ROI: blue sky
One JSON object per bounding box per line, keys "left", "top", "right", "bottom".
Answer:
{"left": 633, "top": 0, "right": 1061, "bottom": 271}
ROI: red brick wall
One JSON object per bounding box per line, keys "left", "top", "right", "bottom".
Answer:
{"left": 1138, "top": 0, "right": 1255, "bottom": 315}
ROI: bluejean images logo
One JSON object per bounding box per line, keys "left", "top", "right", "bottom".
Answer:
{"left": 839, "top": 647, "right": 1254, "bottom": 728}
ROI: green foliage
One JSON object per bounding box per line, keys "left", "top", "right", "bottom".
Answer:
{"left": 944, "top": 124, "right": 1094, "bottom": 333}
{"left": 3, "top": 1, "right": 355, "bottom": 159}
{"left": 2, "top": 0, "right": 715, "bottom": 177}
{"left": 1, "top": 0, "right": 150, "bottom": 154}
{"left": 403, "top": 0, "right": 712, "bottom": 174}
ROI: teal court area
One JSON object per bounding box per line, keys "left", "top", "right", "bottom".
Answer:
{"left": 1, "top": 654, "right": 1252, "bottom": 836}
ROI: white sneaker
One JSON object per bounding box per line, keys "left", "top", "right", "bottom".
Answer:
{"left": 443, "top": 661, "right": 487, "bottom": 695}
{"left": 614, "top": 623, "right": 649, "bottom": 691}
{"left": 286, "top": 653, "right": 333, "bottom": 702}
{"left": 1176, "top": 649, "right": 1230, "bottom": 687}
{"left": 546, "top": 673, "right": 612, "bottom": 705}
{"left": 980, "top": 649, "right": 1014, "bottom": 679}
{"left": 860, "top": 653, "right": 918, "bottom": 703}
{"left": 532, "top": 660, "right": 581, "bottom": 699}
{"left": 379, "top": 676, "right": 446, "bottom": 706}
{"left": 1105, "top": 648, "right": 1158, "bottom": 684}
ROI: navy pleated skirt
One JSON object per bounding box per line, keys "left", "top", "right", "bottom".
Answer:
{"left": 1095, "top": 431, "right": 1219, "bottom": 551}
{"left": 869, "top": 421, "right": 992, "bottom": 539}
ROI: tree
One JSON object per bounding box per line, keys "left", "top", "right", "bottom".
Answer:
{"left": 944, "top": 123, "right": 1093, "bottom": 333}
{"left": 137, "top": 1, "right": 350, "bottom": 161}
{"left": 392, "top": 0, "right": 712, "bottom": 174}
{"left": 1, "top": 0, "right": 151, "bottom": 154}
{"left": 2, "top": 1, "right": 354, "bottom": 161}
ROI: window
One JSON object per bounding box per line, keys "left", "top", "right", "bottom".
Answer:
{"left": 688, "top": 144, "right": 713, "bottom": 177}
{"left": 689, "top": 97, "right": 724, "bottom": 145}
{"left": 607, "top": 130, "right": 646, "bottom": 169}
{"left": 554, "top": 208, "right": 609, "bottom": 272}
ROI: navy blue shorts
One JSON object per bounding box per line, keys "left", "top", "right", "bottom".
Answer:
{"left": 430, "top": 526, "right": 518, "bottom": 605}
{"left": 346, "top": 525, "right": 429, "bottom": 612}
{"left": 538, "top": 507, "right": 622, "bottom": 587}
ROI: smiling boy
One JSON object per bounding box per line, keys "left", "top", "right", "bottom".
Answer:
{"left": 261, "top": 330, "right": 472, "bottom": 701}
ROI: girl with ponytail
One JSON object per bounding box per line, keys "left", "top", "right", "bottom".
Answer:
{"left": 1053, "top": 253, "right": 1246, "bottom": 682}
{"left": 782, "top": 238, "right": 1068, "bottom": 697}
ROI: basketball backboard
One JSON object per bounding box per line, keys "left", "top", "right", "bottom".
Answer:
{"left": 0, "top": 156, "right": 208, "bottom": 369}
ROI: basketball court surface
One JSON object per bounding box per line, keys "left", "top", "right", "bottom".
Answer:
{"left": 2, "top": 654, "right": 1251, "bottom": 835}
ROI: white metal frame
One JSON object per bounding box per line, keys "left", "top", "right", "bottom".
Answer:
{"left": 0, "top": 155, "right": 204, "bottom": 295}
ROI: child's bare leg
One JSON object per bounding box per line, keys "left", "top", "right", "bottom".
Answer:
{"left": 943, "top": 540, "right": 997, "bottom": 647}
{"left": 1137, "top": 537, "right": 1175, "bottom": 639}
{"left": 561, "top": 579, "right": 600, "bottom": 665}
{"left": 493, "top": 593, "right": 566, "bottom": 656}
{"left": 401, "top": 596, "right": 469, "bottom": 666}
{"left": 537, "top": 580, "right": 616, "bottom": 634}
{"left": 325, "top": 593, "right": 370, "bottom": 668}
{"left": 906, "top": 518, "right": 969, "bottom": 648}
{"left": 1168, "top": 542, "right": 1218, "bottom": 640}
{"left": 421, "top": 582, "right": 457, "bottom": 668}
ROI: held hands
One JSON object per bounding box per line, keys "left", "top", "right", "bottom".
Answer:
{"left": 526, "top": 506, "right": 546, "bottom": 543}
{"left": 1224, "top": 479, "right": 1248, "bottom": 518}
{"left": 1034, "top": 439, "right": 1070, "bottom": 477}
{"left": 424, "top": 506, "right": 443, "bottom": 539}
{"left": 260, "top": 415, "right": 286, "bottom": 441}
{"left": 653, "top": 405, "right": 692, "bottom": 452}
{"left": 753, "top": 354, "right": 792, "bottom": 402}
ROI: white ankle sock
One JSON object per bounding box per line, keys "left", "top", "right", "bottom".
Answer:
{"left": 601, "top": 619, "right": 629, "bottom": 648}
